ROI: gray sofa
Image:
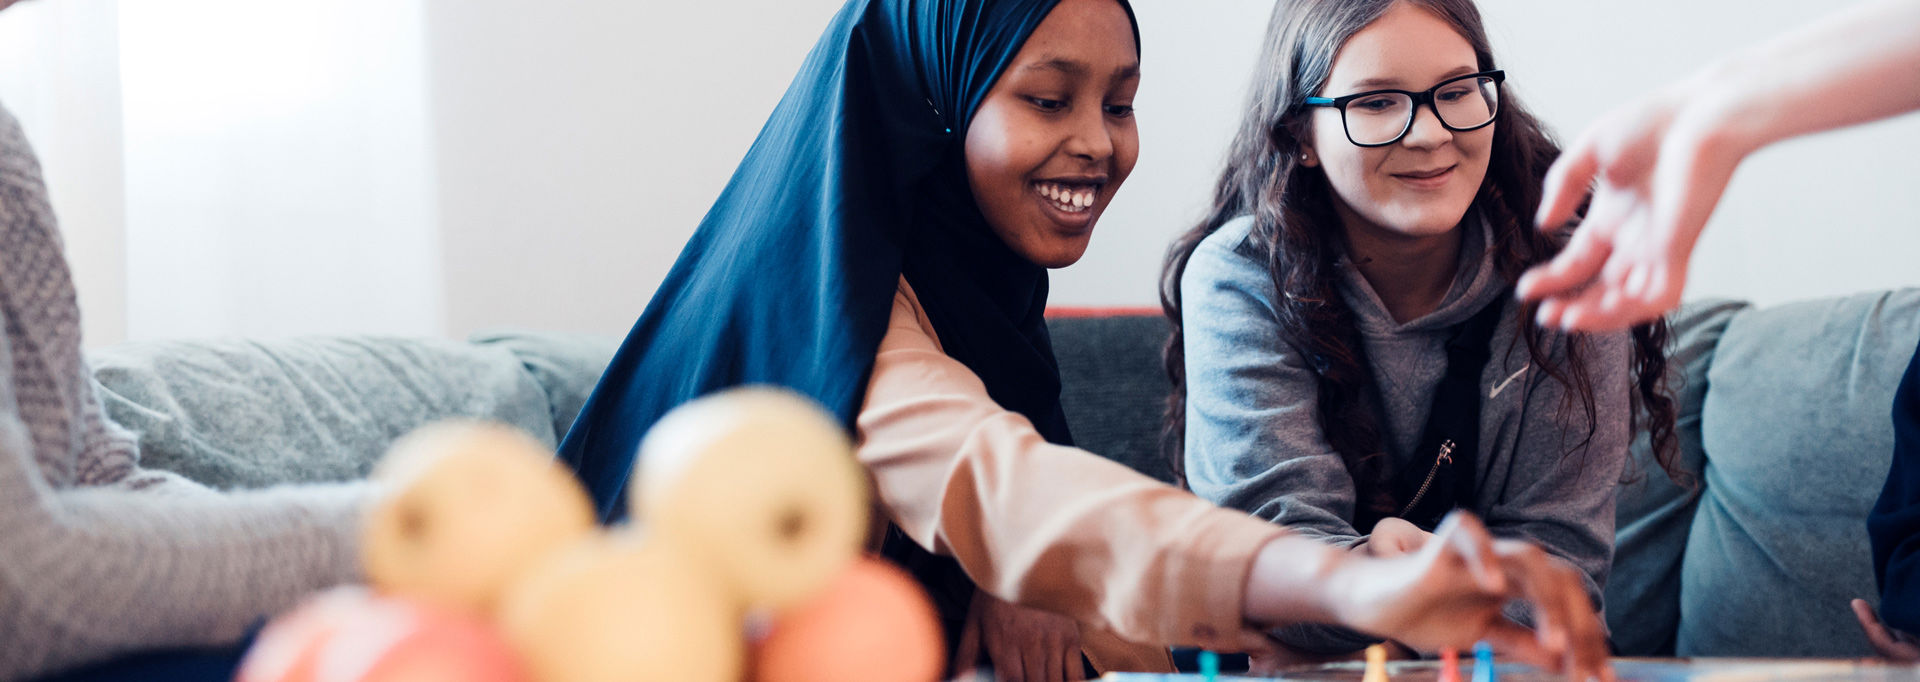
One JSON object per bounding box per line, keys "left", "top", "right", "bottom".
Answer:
{"left": 90, "top": 288, "right": 1920, "bottom": 659}
{"left": 88, "top": 331, "right": 619, "bottom": 491}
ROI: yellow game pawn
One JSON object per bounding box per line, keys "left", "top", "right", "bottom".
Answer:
{"left": 1362, "top": 643, "right": 1389, "bottom": 682}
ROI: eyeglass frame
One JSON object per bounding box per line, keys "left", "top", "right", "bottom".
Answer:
{"left": 1302, "top": 69, "right": 1506, "bottom": 148}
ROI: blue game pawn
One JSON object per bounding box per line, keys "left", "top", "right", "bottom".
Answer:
{"left": 1198, "top": 650, "right": 1220, "bottom": 682}
{"left": 1472, "top": 642, "right": 1496, "bottom": 682}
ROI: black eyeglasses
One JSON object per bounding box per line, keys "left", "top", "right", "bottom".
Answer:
{"left": 1303, "top": 70, "right": 1505, "bottom": 147}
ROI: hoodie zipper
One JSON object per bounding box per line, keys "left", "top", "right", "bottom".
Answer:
{"left": 1398, "top": 439, "right": 1456, "bottom": 517}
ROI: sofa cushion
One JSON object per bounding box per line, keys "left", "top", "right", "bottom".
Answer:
{"left": 1050, "top": 314, "right": 1177, "bottom": 483}
{"left": 468, "top": 331, "right": 621, "bottom": 441}
{"left": 1679, "top": 289, "right": 1920, "bottom": 656}
{"left": 90, "top": 336, "right": 556, "bottom": 490}
{"left": 1607, "top": 299, "right": 1748, "bottom": 655}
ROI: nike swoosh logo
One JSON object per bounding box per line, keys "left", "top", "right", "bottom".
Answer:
{"left": 1489, "top": 363, "right": 1530, "bottom": 399}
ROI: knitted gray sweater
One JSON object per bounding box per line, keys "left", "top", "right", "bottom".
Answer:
{"left": 0, "top": 102, "right": 369, "bottom": 680}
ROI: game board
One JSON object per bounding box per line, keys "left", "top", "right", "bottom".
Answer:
{"left": 1104, "top": 658, "right": 1920, "bottom": 682}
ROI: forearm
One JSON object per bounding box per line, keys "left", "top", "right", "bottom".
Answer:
{"left": 1246, "top": 537, "right": 1392, "bottom": 655}
{"left": 1684, "top": 0, "right": 1920, "bottom": 156}
{"left": 1242, "top": 533, "right": 1345, "bottom": 627}
{"left": 0, "top": 424, "right": 368, "bottom": 678}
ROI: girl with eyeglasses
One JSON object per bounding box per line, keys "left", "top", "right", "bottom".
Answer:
{"left": 1162, "top": 0, "right": 1683, "bottom": 666}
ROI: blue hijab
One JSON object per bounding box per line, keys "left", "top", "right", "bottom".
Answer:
{"left": 560, "top": 0, "right": 1139, "bottom": 520}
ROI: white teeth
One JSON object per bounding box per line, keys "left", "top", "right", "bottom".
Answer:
{"left": 1035, "top": 182, "right": 1096, "bottom": 213}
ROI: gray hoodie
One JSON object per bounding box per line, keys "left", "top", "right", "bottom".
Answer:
{"left": 1180, "top": 214, "right": 1630, "bottom": 652}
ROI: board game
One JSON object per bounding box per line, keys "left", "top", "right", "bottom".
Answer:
{"left": 1104, "top": 658, "right": 1920, "bottom": 682}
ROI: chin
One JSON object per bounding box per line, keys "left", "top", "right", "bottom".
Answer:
{"left": 1023, "top": 241, "right": 1091, "bottom": 269}
{"left": 1381, "top": 206, "right": 1472, "bottom": 238}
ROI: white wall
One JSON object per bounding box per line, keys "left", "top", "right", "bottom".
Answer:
{"left": 0, "top": 0, "right": 127, "bottom": 347}
{"left": 423, "top": 0, "right": 849, "bottom": 337}
{"left": 9, "top": 0, "right": 1918, "bottom": 344}
{"left": 429, "top": 0, "right": 1920, "bottom": 338}
{"left": 117, "top": 0, "right": 442, "bottom": 341}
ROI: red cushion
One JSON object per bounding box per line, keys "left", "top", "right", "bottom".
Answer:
{"left": 1044, "top": 306, "right": 1160, "bottom": 319}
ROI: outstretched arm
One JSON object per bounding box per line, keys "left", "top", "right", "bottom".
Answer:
{"left": 860, "top": 281, "right": 1610, "bottom": 680}
{"left": 1519, "top": 0, "right": 1920, "bottom": 331}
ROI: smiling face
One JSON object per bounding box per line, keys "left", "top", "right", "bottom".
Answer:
{"left": 963, "top": 0, "right": 1140, "bottom": 269}
{"left": 1303, "top": 2, "right": 1491, "bottom": 247}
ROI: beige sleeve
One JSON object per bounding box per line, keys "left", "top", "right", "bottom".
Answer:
{"left": 853, "top": 278, "right": 1287, "bottom": 654}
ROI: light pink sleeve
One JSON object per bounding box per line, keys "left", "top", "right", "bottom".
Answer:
{"left": 854, "top": 278, "right": 1287, "bottom": 657}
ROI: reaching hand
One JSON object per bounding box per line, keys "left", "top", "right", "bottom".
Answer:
{"left": 1517, "top": 87, "right": 1743, "bottom": 333}
{"left": 1329, "top": 512, "right": 1613, "bottom": 682}
{"left": 1364, "top": 517, "right": 1436, "bottom": 558}
{"left": 1852, "top": 598, "right": 1920, "bottom": 662}
{"left": 955, "top": 591, "right": 1086, "bottom": 682}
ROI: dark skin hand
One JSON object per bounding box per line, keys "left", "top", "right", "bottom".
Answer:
{"left": 955, "top": 592, "right": 1086, "bottom": 682}
{"left": 1327, "top": 514, "right": 1614, "bottom": 682}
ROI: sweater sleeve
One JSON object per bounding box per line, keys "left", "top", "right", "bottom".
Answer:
{"left": 1178, "top": 227, "right": 1364, "bottom": 547}
{"left": 1177, "top": 224, "right": 1389, "bottom": 654}
{"left": 1486, "top": 329, "right": 1635, "bottom": 609}
{"left": 855, "top": 278, "right": 1287, "bottom": 656}
{"left": 0, "top": 324, "right": 372, "bottom": 680}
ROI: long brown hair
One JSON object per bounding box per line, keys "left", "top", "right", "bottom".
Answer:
{"left": 1159, "top": 0, "right": 1680, "bottom": 515}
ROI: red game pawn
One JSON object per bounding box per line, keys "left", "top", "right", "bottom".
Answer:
{"left": 1438, "top": 647, "right": 1464, "bottom": 682}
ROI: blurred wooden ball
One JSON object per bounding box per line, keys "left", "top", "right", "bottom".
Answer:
{"left": 633, "top": 387, "right": 869, "bottom": 612}
{"left": 237, "top": 587, "right": 529, "bottom": 682}
{"left": 750, "top": 558, "right": 943, "bottom": 682}
{"left": 361, "top": 421, "right": 595, "bottom": 617}
{"left": 498, "top": 532, "right": 743, "bottom": 682}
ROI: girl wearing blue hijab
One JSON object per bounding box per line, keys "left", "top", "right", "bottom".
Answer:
{"left": 560, "top": 0, "right": 1614, "bottom": 679}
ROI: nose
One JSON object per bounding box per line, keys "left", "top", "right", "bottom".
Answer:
{"left": 1063, "top": 106, "right": 1114, "bottom": 162}
{"left": 1400, "top": 102, "right": 1453, "bottom": 150}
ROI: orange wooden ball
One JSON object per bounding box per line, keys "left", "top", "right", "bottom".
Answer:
{"left": 238, "top": 587, "right": 531, "bottom": 682}
{"left": 750, "top": 558, "right": 944, "bottom": 682}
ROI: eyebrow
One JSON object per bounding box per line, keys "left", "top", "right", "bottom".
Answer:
{"left": 1349, "top": 65, "right": 1477, "bottom": 90}
{"left": 1024, "top": 58, "right": 1089, "bottom": 76}
{"left": 1023, "top": 58, "right": 1141, "bottom": 82}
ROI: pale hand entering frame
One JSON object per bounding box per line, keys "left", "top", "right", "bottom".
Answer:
{"left": 1518, "top": 0, "right": 1920, "bottom": 332}
{"left": 1517, "top": 85, "right": 1734, "bottom": 333}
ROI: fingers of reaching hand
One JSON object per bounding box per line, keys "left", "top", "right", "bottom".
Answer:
{"left": 1491, "top": 542, "right": 1569, "bottom": 656}
{"left": 1494, "top": 541, "right": 1612, "bottom": 680}
{"left": 1518, "top": 221, "right": 1614, "bottom": 310}
{"left": 1052, "top": 631, "right": 1083, "bottom": 682}
{"left": 1553, "top": 280, "right": 1645, "bottom": 332}
{"left": 1478, "top": 621, "right": 1555, "bottom": 672}
{"left": 1434, "top": 511, "right": 1505, "bottom": 593}
{"left": 1025, "top": 643, "right": 1048, "bottom": 682}
{"left": 1557, "top": 564, "right": 1610, "bottom": 681}
{"left": 1538, "top": 135, "right": 1603, "bottom": 231}
{"left": 1526, "top": 217, "right": 1683, "bottom": 332}
{"left": 1853, "top": 598, "right": 1920, "bottom": 662}
{"left": 956, "top": 608, "right": 983, "bottom": 674}
{"left": 984, "top": 630, "right": 1013, "bottom": 682}
{"left": 1548, "top": 256, "right": 1679, "bottom": 332}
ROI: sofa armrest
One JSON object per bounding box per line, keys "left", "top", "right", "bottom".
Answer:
{"left": 89, "top": 335, "right": 558, "bottom": 490}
